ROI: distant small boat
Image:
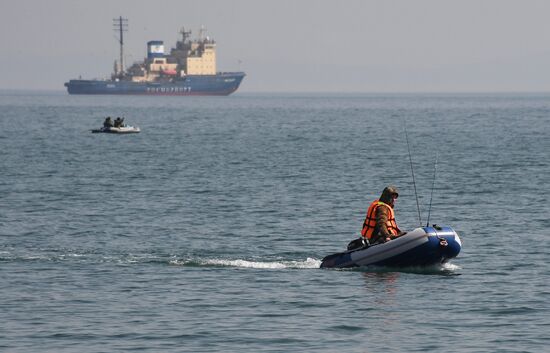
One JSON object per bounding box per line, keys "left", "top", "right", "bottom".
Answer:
{"left": 320, "top": 225, "right": 461, "bottom": 269}
{"left": 91, "top": 125, "right": 140, "bottom": 134}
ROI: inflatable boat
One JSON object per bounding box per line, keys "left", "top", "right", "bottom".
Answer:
{"left": 91, "top": 126, "right": 140, "bottom": 134}
{"left": 320, "top": 225, "right": 461, "bottom": 269}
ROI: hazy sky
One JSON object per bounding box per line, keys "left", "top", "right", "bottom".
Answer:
{"left": 2, "top": 0, "right": 550, "bottom": 92}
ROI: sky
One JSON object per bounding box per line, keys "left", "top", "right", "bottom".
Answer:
{"left": 1, "top": 0, "right": 550, "bottom": 92}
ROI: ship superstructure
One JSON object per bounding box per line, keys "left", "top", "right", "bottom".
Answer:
{"left": 124, "top": 26, "right": 218, "bottom": 81}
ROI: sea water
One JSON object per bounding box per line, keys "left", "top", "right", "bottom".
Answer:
{"left": 1, "top": 92, "right": 549, "bottom": 352}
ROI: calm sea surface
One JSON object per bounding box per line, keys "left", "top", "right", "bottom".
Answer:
{"left": 1, "top": 92, "right": 549, "bottom": 352}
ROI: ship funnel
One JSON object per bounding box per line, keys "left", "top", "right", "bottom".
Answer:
{"left": 147, "top": 41, "right": 165, "bottom": 58}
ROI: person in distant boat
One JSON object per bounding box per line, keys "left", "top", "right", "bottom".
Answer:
{"left": 103, "top": 117, "right": 113, "bottom": 128}
{"left": 114, "top": 117, "right": 122, "bottom": 127}
{"left": 361, "top": 186, "right": 403, "bottom": 244}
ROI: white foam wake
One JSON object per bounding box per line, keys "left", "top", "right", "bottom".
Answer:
{"left": 170, "top": 257, "right": 322, "bottom": 269}
{"left": 441, "top": 262, "right": 461, "bottom": 271}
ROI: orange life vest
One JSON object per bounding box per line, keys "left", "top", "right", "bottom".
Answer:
{"left": 361, "top": 200, "right": 399, "bottom": 240}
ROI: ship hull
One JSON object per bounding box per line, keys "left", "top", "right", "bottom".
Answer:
{"left": 64, "top": 72, "right": 245, "bottom": 96}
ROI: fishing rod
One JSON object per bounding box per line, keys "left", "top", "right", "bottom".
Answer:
{"left": 404, "top": 123, "right": 422, "bottom": 227}
{"left": 426, "top": 152, "right": 438, "bottom": 227}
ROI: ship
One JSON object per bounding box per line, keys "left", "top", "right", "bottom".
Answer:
{"left": 64, "top": 17, "right": 245, "bottom": 96}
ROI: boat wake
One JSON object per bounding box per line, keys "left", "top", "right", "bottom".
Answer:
{"left": 394, "top": 262, "right": 463, "bottom": 275}
{"left": 1, "top": 249, "right": 322, "bottom": 269}
{"left": 169, "top": 257, "right": 322, "bottom": 269}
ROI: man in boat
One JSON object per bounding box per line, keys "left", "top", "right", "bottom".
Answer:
{"left": 361, "top": 186, "right": 403, "bottom": 244}
{"left": 103, "top": 117, "right": 113, "bottom": 128}
{"left": 114, "top": 117, "right": 122, "bottom": 127}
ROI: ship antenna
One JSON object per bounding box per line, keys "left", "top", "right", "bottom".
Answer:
{"left": 426, "top": 152, "right": 438, "bottom": 227}
{"left": 113, "top": 16, "right": 128, "bottom": 78}
{"left": 180, "top": 27, "right": 191, "bottom": 42}
{"left": 404, "top": 122, "right": 422, "bottom": 226}
{"left": 199, "top": 25, "right": 207, "bottom": 41}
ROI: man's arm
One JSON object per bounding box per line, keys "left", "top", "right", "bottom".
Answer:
{"left": 375, "top": 206, "right": 391, "bottom": 238}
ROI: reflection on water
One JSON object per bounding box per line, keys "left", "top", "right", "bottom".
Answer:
{"left": 362, "top": 272, "right": 399, "bottom": 304}
{"left": 362, "top": 272, "right": 400, "bottom": 329}
{"left": 352, "top": 262, "right": 462, "bottom": 276}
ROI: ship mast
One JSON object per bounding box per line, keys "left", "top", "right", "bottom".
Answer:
{"left": 113, "top": 16, "right": 128, "bottom": 78}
